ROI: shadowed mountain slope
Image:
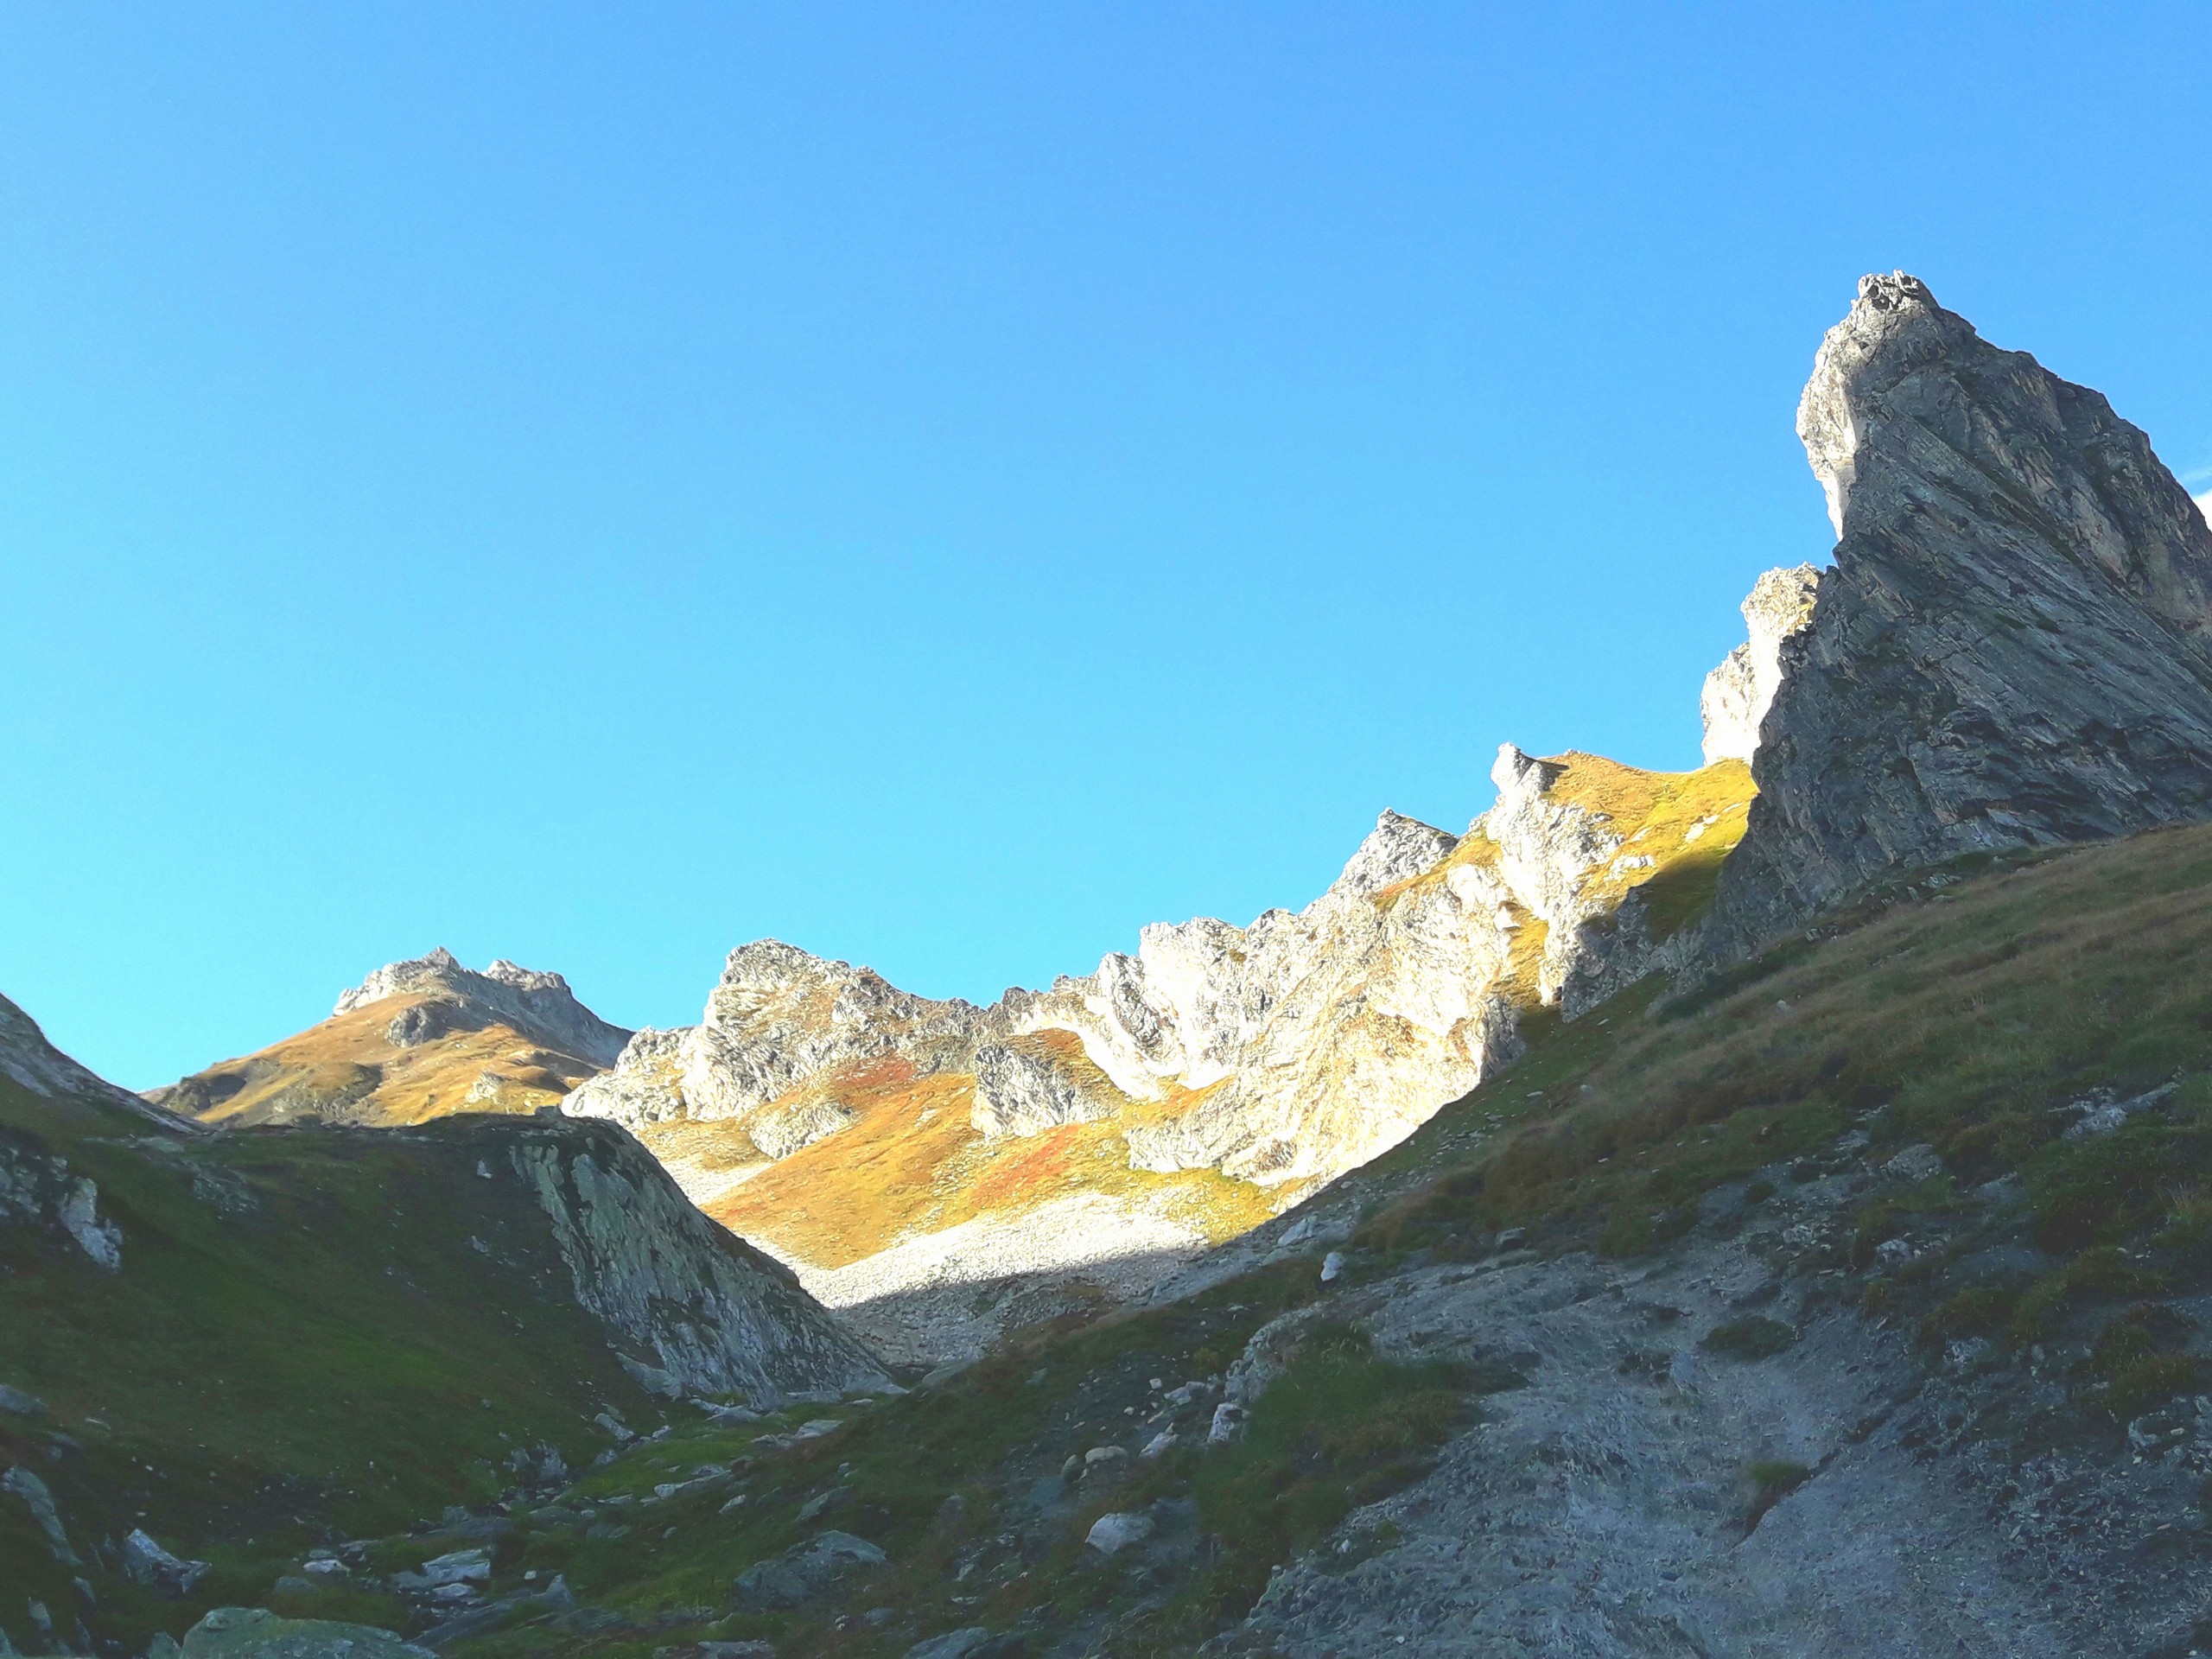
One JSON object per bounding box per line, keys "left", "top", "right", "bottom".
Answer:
{"left": 0, "top": 992, "right": 881, "bottom": 1657}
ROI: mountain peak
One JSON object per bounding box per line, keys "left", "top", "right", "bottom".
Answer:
{"left": 1707, "top": 273, "right": 2212, "bottom": 954}
{"left": 331, "top": 950, "right": 627, "bottom": 1068}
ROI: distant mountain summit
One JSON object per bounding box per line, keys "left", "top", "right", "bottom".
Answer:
{"left": 332, "top": 948, "right": 631, "bottom": 1067}
{"left": 149, "top": 949, "right": 632, "bottom": 1127}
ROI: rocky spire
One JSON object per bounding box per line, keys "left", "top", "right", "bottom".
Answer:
{"left": 1700, "top": 565, "right": 1821, "bottom": 765}
{"left": 1704, "top": 272, "right": 2212, "bottom": 953}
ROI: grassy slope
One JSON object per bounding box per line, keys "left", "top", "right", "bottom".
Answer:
{"left": 1367, "top": 821, "right": 2212, "bottom": 1261}
{"left": 704, "top": 1061, "right": 1271, "bottom": 1273}
{"left": 0, "top": 1086, "right": 667, "bottom": 1656}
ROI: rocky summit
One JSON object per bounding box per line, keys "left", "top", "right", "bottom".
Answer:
{"left": 1705, "top": 270, "right": 2212, "bottom": 956}
{"left": 20, "top": 274, "right": 2212, "bottom": 1659}
{"left": 150, "top": 950, "right": 632, "bottom": 1128}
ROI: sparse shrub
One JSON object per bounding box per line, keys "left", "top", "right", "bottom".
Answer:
{"left": 2027, "top": 1114, "right": 2212, "bottom": 1254}
{"left": 2075, "top": 1305, "right": 2204, "bottom": 1420}
{"left": 2156, "top": 1189, "right": 2212, "bottom": 1255}
{"left": 1745, "top": 1459, "right": 1811, "bottom": 1532}
{"left": 1919, "top": 1281, "right": 2022, "bottom": 1350}
{"left": 1191, "top": 1322, "right": 1465, "bottom": 1619}
{"left": 1701, "top": 1316, "right": 1797, "bottom": 1360}
{"left": 2009, "top": 1247, "right": 2167, "bottom": 1341}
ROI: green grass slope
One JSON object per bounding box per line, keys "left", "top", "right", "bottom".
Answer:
{"left": 0, "top": 1080, "right": 676, "bottom": 1656}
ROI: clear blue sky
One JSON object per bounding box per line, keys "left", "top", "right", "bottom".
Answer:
{"left": 4, "top": 5, "right": 2209, "bottom": 1087}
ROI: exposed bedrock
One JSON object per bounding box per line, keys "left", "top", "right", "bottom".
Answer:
{"left": 1704, "top": 271, "right": 2212, "bottom": 956}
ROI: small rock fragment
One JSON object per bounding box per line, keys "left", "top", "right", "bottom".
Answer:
{"left": 0, "top": 1384, "right": 45, "bottom": 1418}
{"left": 122, "top": 1528, "right": 213, "bottom": 1597}
{"left": 1084, "top": 1512, "right": 1155, "bottom": 1556}
{"left": 903, "top": 1630, "right": 991, "bottom": 1659}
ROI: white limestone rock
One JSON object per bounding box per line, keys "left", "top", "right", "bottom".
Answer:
{"left": 1700, "top": 565, "right": 1822, "bottom": 764}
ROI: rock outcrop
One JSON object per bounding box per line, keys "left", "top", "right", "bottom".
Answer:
{"left": 575, "top": 754, "right": 1751, "bottom": 1205}
{"left": 153, "top": 950, "right": 632, "bottom": 1127}
{"left": 562, "top": 748, "right": 1753, "bottom": 1368}
{"left": 1699, "top": 564, "right": 1821, "bottom": 764}
{"left": 1706, "top": 272, "right": 2212, "bottom": 953}
{"left": 511, "top": 1116, "right": 889, "bottom": 1404}
{"left": 332, "top": 950, "right": 629, "bottom": 1071}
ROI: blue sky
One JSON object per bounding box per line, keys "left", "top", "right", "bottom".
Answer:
{"left": 3, "top": 5, "right": 2210, "bottom": 1087}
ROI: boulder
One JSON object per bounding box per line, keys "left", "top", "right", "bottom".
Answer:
{"left": 391, "top": 1547, "right": 490, "bottom": 1592}
{"left": 902, "top": 1630, "right": 990, "bottom": 1659}
{"left": 0, "top": 1383, "right": 45, "bottom": 1418}
{"left": 730, "top": 1530, "right": 887, "bottom": 1609}
{"left": 122, "top": 1528, "right": 213, "bottom": 1597}
{"left": 1084, "top": 1512, "right": 1154, "bottom": 1556}
{"left": 3, "top": 1464, "right": 79, "bottom": 1567}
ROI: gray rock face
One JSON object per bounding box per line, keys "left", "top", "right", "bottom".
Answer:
{"left": 510, "top": 1119, "right": 889, "bottom": 1406}
{"left": 970, "top": 1041, "right": 1109, "bottom": 1139}
{"left": 332, "top": 949, "right": 632, "bottom": 1068}
{"left": 565, "top": 943, "right": 994, "bottom": 1145}
{"left": 730, "top": 1529, "right": 887, "bottom": 1608}
{"left": 0, "top": 1132, "right": 124, "bottom": 1270}
{"left": 121, "top": 1527, "right": 212, "bottom": 1596}
{"left": 1700, "top": 565, "right": 1821, "bottom": 764}
{"left": 1707, "top": 272, "right": 2212, "bottom": 953}
{"left": 3, "top": 1464, "right": 79, "bottom": 1567}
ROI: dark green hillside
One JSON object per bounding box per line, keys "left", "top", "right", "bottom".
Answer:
{"left": 0, "top": 1085, "right": 671, "bottom": 1655}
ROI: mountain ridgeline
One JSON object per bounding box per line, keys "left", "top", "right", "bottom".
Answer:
{"left": 14, "top": 273, "right": 2212, "bottom": 1657}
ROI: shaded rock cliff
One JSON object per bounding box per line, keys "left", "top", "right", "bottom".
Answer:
{"left": 508, "top": 1116, "right": 889, "bottom": 1403}
{"left": 1707, "top": 271, "right": 2212, "bottom": 953}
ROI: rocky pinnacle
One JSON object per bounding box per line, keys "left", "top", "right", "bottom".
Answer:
{"left": 1704, "top": 271, "right": 2212, "bottom": 954}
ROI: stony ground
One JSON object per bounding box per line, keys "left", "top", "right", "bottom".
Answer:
{"left": 1242, "top": 1149, "right": 2212, "bottom": 1658}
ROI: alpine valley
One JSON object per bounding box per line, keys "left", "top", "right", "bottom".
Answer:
{"left": 14, "top": 274, "right": 2212, "bottom": 1658}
